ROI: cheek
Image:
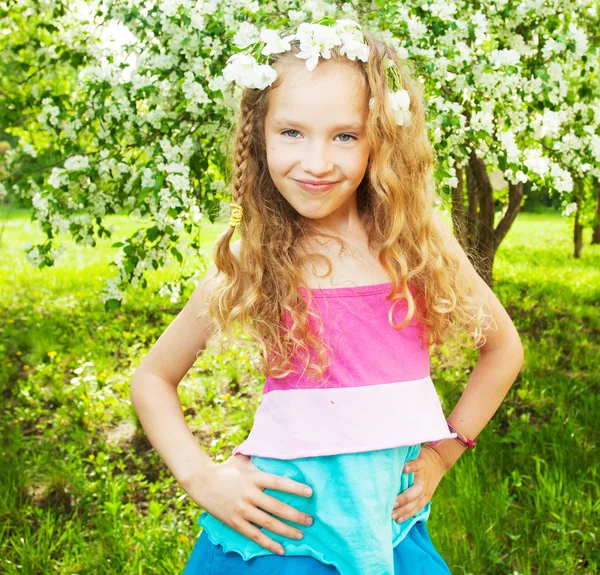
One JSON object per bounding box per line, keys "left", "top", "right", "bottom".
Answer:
{"left": 344, "top": 149, "right": 369, "bottom": 180}
{"left": 266, "top": 144, "right": 291, "bottom": 174}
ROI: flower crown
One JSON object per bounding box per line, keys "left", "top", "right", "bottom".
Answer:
{"left": 221, "top": 18, "right": 412, "bottom": 127}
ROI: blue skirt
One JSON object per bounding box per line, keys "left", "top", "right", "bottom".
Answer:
{"left": 183, "top": 521, "right": 452, "bottom": 575}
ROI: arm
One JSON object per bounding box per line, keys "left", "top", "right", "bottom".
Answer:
{"left": 429, "top": 211, "right": 525, "bottom": 472}
{"left": 129, "top": 240, "right": 241, "bottom": 490}
{"left": 130, "top": 241, "right": 317, "bottom": 554}
{"left": 391, "top": 217, "right": 523, "bottom": 524}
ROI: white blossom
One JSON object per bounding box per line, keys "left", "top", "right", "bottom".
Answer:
{"left": 48, "top": 168, "right": 69, "bottom": 189}
{"left": 488, "top": 49, "right": 521, "bottom": 68}
{"left": 64, "top": 155, "right": 90, "bottom": 171}
{"left": 549, "top": 162, "right": 573, "bottom": 193}
{"left": 499, "top": 130, "right": 521, "bottom": 165}
{"left": 524, "top": 148, "right": 550, "bottom": 178}
{"left": 234, "top": 22, "right": 260, "bottom": 49}
{"left": 388, "top": 90, "right": 412, "bottom": 126}
{"left": 260, "top": 29, "right": 292, "bottom": 56}
{"left": 222, "top": 53, "right": 277, "bottom": 90}
{"left": 26, "top": 247, "right": 44, "bottom": 267}
{"left": 568, "top": 22, "right": 588, "bottom": 58}
{"left": 21, "top": 141, "right": 38, "bottom": 158}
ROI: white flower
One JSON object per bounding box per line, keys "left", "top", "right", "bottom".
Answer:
{"left": 101, "top": 277, "right": 124, "bottom": 303}
{"left": 370, "top": 90, "right": 412, "bottom": 127}
{"left": 32, "top": 192, "right": 49, "bottom": 216}
{"left": 470, "top": 102, "right": 495, "bottom": 134}
{"left": 488, "top": 48, "right": 521, "bottom": 68}
{"left": 429, "top": 1, "right": 457, "bottom": 20}
{"left": 550, "top": 162, "right": 573, "bottom": 193}
{"left": 338, "top": 35, "right": 369, "bottom": 62}
{"left": 222, "top": 53, "right": 277, "bottom": 90}
{"left": 390, "top": 89, "right": 410, "bottom": 110}
{"left": 389, "top": 90, "right": 412, "bottom": 126}
{"left": 294, "top": 23, "right": 343, "bottom": 71}
{"left": 64, "top": 155, "right": 90, "bottom": 171}
{"left": 568, "top": 22, "right": 588, "bottom": 58}
{"left": 188, "top": 204, "right": 203, "bottom": 223}
{"left": 335, "top": 20, "right": 369, "bottom": 62}
{"left": 233, "top": 22, "right": 260, "bottom": 49}
{"left": 260, "top": 29, "right": 292, "bottom": 56}
{"left": 48, "top": 167, "right": 68, "bottom": 189}
{"left": 26, "top": 246, "right": 44, "bottom": 267}
{"left": 523, "top": 148, "right": 550, "bottom": 177}
{"left": 21, "top": 141, "right": 37, "bottom": 158}
{"left": 499, "top": 130, "right": 521, "bottom": 165}
{"left": 223, "top": 19, "right": 369, "bottom": 87}
{"left": 182, "top": 72, "right": 211, "bottom": 106}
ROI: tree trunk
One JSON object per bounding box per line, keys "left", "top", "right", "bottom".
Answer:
{"left": 574, "top": 181, "right": 583, "bottom": 258}
{"left": 591, "top": 179, "right": 600, "bottom": 245}
{"left": 451, "top": 153, "right": 525, "bottom": 288}
{"left": 450, "top": 167, "right": 468, "bottom": 248}
{"left": 464, "top": 159, "right": 479, "bottom": 249}
{"left": 495, "top": 181, "right": 524, "bottom": 246}
{"left": 466, "top": 151, "right": 495, "bottom": 286}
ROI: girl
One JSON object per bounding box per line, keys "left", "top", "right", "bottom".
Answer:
{"left": 130, "top": 19, "right": 524, "bottom": 575}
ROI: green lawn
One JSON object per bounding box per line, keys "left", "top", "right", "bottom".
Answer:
{"left": 1, "top": 206, "right": 598, "bottom": 574}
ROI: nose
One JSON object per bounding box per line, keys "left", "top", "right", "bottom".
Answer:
{"left": 300, "top": 139, "right": 334, "bottom": 177}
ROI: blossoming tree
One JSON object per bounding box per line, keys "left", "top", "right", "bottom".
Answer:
{"left": 2, "top": 0, "right": 599, "bottom": 307}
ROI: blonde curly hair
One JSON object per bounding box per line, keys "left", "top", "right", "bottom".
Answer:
{"left": 199, "top": 27, "right": 496, "bottom": 383}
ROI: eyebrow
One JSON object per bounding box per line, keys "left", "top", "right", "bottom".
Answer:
{"left": 272, "top": 118, "right": 364, "bottom": 132}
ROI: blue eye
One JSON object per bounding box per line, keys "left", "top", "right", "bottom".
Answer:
{"left": 281, "top": 130, "right": 356, "bottom": 142}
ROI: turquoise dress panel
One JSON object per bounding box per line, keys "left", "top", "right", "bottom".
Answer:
{"left": 196, "top": 443, "right": 433, "bottom": 575}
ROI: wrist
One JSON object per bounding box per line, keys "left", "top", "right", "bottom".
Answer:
{"left": 426, "top": 439, "right": 467, "bottom": 472}
{"left": 176, "top": 455, "right": 218, "bottom": 493}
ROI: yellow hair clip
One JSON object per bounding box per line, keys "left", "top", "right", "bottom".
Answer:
{"left": 229, "top": 202, "right": 243, "bottom": 228}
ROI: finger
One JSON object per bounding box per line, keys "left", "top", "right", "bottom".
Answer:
{"left": 394, "top": 483, "right": 423, "bottom": 509}
{"left": 244, "top": 504, "right": 306, "bottom": 541}
{"left": 403, "top": 458, "right": 425, "bottom": 473}
{"left": 231, "top": 517, "right": 287, "bottom": 556}
{"left": 256, "top": 472, "right": 313, "bottom": 498}
{"left": 393, "top": 497, "right": 427, "bottom": 523}
{"left": 251, "top": 490, "right": 314, "bottom": 527}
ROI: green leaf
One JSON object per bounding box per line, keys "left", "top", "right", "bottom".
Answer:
{"left": 146, "top": 227, "right": 161, "bottom": 241}
{"left": 171, "top": 246, "right": 183, "bottom": 263}
{"left": 104, "top": 298, "right": 120, "bottom": 311}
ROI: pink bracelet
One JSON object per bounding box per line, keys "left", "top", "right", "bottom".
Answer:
{"left": 428, "top": 419, "right": 478, "bottom": 449}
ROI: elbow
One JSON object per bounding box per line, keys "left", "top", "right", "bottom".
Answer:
{"left": 129, "top": 369, "right": 146, "bottom": 405}
{"left": 503, "top": 332, "right": 525, "bottom": 371}
{"left": 481, "top": 333, "right": 525, "bottom": 370}
{"left": 514, "top": 333, "right": 525, "bottom": 369}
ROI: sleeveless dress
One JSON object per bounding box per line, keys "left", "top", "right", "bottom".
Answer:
{"left": 183, "top": 281, "right": 456, "bottom": 575}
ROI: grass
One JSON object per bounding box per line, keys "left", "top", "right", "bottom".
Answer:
{"left": 0, "top": 205, "right": 598, "bottom": 574}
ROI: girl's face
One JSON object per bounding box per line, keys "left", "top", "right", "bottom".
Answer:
{"left": 264, "top": 60, "right": 370, "bottom": 232}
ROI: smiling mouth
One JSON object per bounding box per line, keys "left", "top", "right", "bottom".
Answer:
{"left": 296, "top": 180, "right": 339, "bottom": 185}
{"left": 294, "top": 180, "right": 340, "bottom": 192}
